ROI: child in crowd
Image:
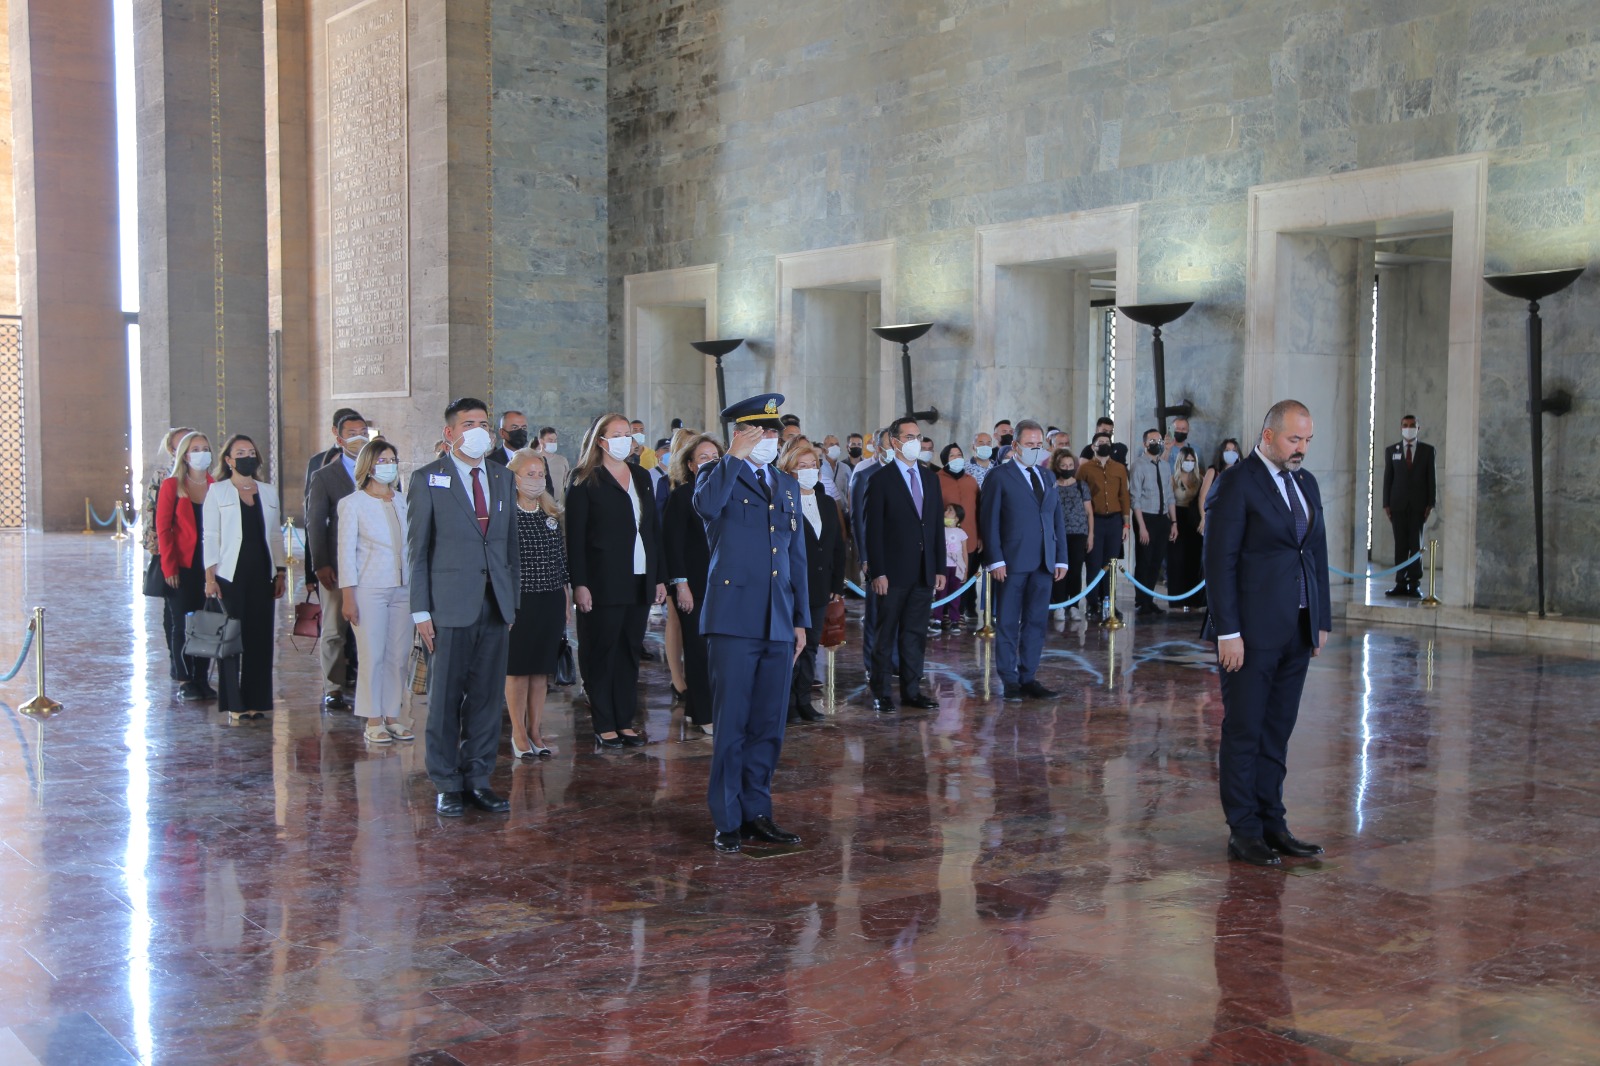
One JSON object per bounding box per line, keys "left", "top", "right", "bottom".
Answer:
{"left": 937, "top": 503, "right": 969, "bottom": 633}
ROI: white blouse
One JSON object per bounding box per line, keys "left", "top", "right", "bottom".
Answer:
{"left": 626, "top": 476, "right": 646, "bottom": 575}
{"left": 800, "top": 492, "right": 822, "bottom": 538}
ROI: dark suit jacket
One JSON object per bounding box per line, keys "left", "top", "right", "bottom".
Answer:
{"left": 1203, "top": 451, "right": 1332, "bottom": 649}
{"left": 305, "top": 460, "right": 356, "bottom": 575}
{"left": 864, "top": 459, "right": 945, "bottom": 588}
{"left": 405, "top": 455, "right": 520, "bottom": 628}
{"left": 802, "top": 492, "right": 847, "bottom": 611}
{"left": 663, "top": 480, "right": 712, "bottom": 600}
{"left": 484, "top": 445, "right": 514, "bottom": 466}
{"left": 303, "top": 446, "right": 340, "bottom": 511}
{"left": 1380, "top": 440, "right": 1436, "bottom": 514}
{"left": 693, "top": 456, "right": 809, "bottom": 640}
{"left": 979, "top": 460, "right": 1069, "bottom": 574}
{"left": 565, "top": 464, "right": 662, "bottom": 606}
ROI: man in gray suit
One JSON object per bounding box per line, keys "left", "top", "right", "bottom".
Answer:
{"left": 408, "top": 397, "right": 520, "bottom": 818}
{"left": 306, "top": 411, "right": 367, "bottom": 709}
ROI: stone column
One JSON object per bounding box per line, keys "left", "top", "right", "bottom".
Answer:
{"left": 9, "top": 0, "right": 129, "bottom": 530}
{"left": 134, "top": 0, "right": 270, "bottom": 474}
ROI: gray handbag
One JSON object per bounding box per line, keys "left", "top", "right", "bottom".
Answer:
{"left": 184, "top": 598, "right": 243, "bottom": 659}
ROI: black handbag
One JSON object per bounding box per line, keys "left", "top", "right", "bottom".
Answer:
{"left": 184, "top": 597, "right": 243, "bottom": 659}
{"left": 553, "top": 633, "right": 577, "bottom": 687}
{"left": 143, "top": 555, "right": 168, "bottom": 598}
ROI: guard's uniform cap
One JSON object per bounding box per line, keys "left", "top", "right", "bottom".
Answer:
{"left": 721, "top": 393, "right": 785, "bottom": 431}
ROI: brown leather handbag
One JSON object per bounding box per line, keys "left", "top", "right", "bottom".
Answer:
{"left": 820, "top": 598, "right": 847, "bottom": 648}
{"left": 292, "top": 586, "right": 322, "bottom": 649}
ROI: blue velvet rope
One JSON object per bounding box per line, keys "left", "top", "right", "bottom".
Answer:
{"left": 0, "top": 622, "right": 35, "bottom": 683}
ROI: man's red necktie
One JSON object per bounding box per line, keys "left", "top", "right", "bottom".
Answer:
{"left": 470, "top": 467, "right": 489, "bottom": 535}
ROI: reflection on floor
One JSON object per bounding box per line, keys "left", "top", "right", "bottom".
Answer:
{"left": 0, "top": 534, "right": 1597, "bottom": 1064}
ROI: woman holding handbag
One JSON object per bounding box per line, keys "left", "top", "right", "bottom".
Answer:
{"left": 337, "top": 439, "right": 415, "bottom": 744}
{"left": 202, "top": 435, "right": 287, "bottom": 722}
{"left": 156, "top": 431, "right": 215, "bottom": 701}
{"left": 776, "top": 438, "right": 845, "bottom": 724}
{"left": 662, "top": 432, "right": 723, "bottom": 736}
{"left": 503, "top": 450, "right": 569, "bottom": 757}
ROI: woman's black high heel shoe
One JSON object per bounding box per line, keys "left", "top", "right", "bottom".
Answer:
{"left": 670, "top": 685, "right": 687, "bottom": 705}
{"left": 593, "top": 732, "right": 624, "bottom": 750}
{"left": 618, "top": 730, "right": 647, "bottom": 748}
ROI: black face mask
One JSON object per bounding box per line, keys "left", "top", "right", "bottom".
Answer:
{"left": 1057, "top": 468, "right": 1074, "bottom": 480}
{"left": 1096, "top": 444, "right": 1112, "bottom": 457}
{"left": 998, "top": 433, "right": 1014, "bottom": 447}
{"left": 1172, "top": 431, "right": 1188, "bottom": 443}
{"left": 504, "top": 428, "right": 529, "bottom": 450}
{"left": 848, "top": 446, "right": 862, "bottom": 459}
{"left": 232, "top": 456, "right": 260, "bottom": 478}
{"left": 1146, "top": 441, "right": 1163, "bottom": 456}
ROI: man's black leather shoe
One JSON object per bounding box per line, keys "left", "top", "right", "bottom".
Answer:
{"left": 1020, "top": 680, "right": 1057, "bottom": 700}
{"left": 1263, "top": 830, "right": 1324, "bottom": 857}
{"left": 1384, "top": 584, "right": 1407, "bottom": 597}
{"left": 713, "top": 830, "right": 742, "bottom": 853}
{"left": 1001, "top": 685, "right": 1024, "bottom": 702}
{"left": 792, "top": 704, "right": 825, "bottom": 722}
{"left": 436, "top": 791, "right": 465, "bottom": 818}
{"left": 1227, "top": 834, "right": 1282, "bottom": 866}
{"left": 465, "top": 788, "right": 510, "bottom": 813}
{"left": 872, "top": 696, "right": 897, "bottom": 714}
{"left": 900, "top": 693, "right": 938, "bottom": 709}
{"left": 741, "top": 816, "right": 801, "bottom": 845}
{"left": 322, "top": 692, "right": 351, "bottom": 711}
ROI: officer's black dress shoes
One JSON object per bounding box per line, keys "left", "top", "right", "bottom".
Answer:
{"left": 1020, "top": 680, "right": 1057, "bottom": 699}
{"left": 1264, "top": 830, "right": 1324, "bottom": 857}
{"left": 713, "top": 830, "right": 742, "bottom": 853}
{"left": 791, "top": 704, "right": 826, "bottom": 723}
{"left": 436, "top": 791, "right": 466, "bottom": 818}
{"left": 900, "top": 693, "right": 938, "bottom": 710}
{"left": 1001, "top": 685, "right": 1024, "bottom": 702}
{"left": 741, "top": 816, "right": 801, "bottom": 845}
{"left": 1227, "top": 834, "right": 1281, "bottom": 866}
{"left": 465, "top": 787, "right": 510, "bottom": 813}
{"left": 872, "top": 696, "right": 897, "bottom": 714}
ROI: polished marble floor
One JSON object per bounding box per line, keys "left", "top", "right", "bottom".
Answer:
{"left": 0, "top": 533, "right": 1597, "bottom": 1064}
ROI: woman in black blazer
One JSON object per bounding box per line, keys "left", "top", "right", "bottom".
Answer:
{"left": 565, "top": 412, "right": 667, "bottom": 749}
{"left": 662, "top": 433, "right": 724, "bottom": 736}
{"left": 777, "top": 439, "right": 845, "bottom": 723}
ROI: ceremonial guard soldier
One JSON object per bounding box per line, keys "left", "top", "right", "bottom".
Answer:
{"left": 693, "top": 394, "right": 811, "bottom": 854}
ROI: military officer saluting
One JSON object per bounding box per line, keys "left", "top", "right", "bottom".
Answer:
{"left": 693, "top": 394, "right": 810, "bottom": 854}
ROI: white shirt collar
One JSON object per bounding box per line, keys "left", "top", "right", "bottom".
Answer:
{"left": 449, "top": 450, "right": 487, "bottom": 493}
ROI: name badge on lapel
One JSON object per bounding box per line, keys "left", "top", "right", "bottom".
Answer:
{"left": 428, "top": 474, "right": 451, "bottom": 488}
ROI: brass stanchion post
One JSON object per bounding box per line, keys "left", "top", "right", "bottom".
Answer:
{"left": 110, "top": 502, "right": 130, "bottom": 542}
{"left": 81, "top": 498, "right": 93, "bottom": 534}
{"left": 1106, "top": 629, "right": 1118, "bottom": 690}
{"left": 977, "top": 569, "right": 995, "bottom": 638}
{"left": 1100, "top": 564, "right": 1125, "bottom": 630}
{"left": 1420, "top": 538, "right": 1441, "bottom": 608}
{"left": 20, "top": 608, "right": 63, "bottom": 719}
{"left": 825, "top": 646, "right": 837, "bottom": 713}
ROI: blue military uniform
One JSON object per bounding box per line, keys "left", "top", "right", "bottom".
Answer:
{"left": 693, "top": 395, "right": 810, "bottom": 844}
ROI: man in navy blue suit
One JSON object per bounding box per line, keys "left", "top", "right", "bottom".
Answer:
{"left": 694, "top": 394, "right": 810, "bottom": 854}
{"left": 1204, "top": 399, "right": 1332, "bottom": 867}
{"left": 979, "top": 419, "right": 1069, "bottom": 701}
{"left": 863, "top": 416, "right": 945, "bottom": 713}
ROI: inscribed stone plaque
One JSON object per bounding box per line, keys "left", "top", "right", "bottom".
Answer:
{"left": 327, "top": 0, "right": 409, "bottom": 398}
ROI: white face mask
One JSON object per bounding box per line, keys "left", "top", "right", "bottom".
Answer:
{"left": 826, "top": 445, "right": 840, "bottom": 461}
{"left": 749, "top": 436, "right": 780, "bottom": 466}
{"left": 1400, "top": 426, "right": 1418, "bottom": 441}
{"left": 1017, "top": 446, "right": 1046, "bottom": 469}
{"left": 974, "top": 445, "right": 993, "bottom": 460}
{"left": 542, "top": 440, "right": 557, "bottom": 454}
{"left": 372, "top": 462, "right": 399, "bottom": 484}
{"left": 899, "top": 439, "right": 923, "bottom": 464}
{"left": 1181, "top": 460, "right": 1196, "bottom": 473}
{"left": 458, "top": 426, "right": 493, "bottom": 460}
{"left": 946, "top": 457, "right": 966, "bottom": 474}
{"left": 920, "top": 448, "right": 934, "bottom": 463}
{"left": 795, "top": 467, "right": 820, "bottom": 489}
{"left": 186, "top": 451, "right": 212, "bottom": 471}
{"left": 1222, "top": 450, "right": 1240, "bottom": 466}
{"left": 631, "top": 432, "right": 647, "bottom": 447}
{"left": 342, "top": 434, "right": 368, "bottom": 455}
{"left": 604, "top": 435, "right": 633, "bottom": 462}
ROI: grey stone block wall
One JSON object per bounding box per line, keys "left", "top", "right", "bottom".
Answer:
{"left": 606, "top": 0, "right": 1600, "bottom": 615}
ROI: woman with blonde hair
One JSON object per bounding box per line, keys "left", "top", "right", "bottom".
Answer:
{"left": 662, "top": 431, "right": 724, "bottom": 734}
{"left": 503, "top": 448, "right": 569, "bottom": 757}
{"left": 566, "top": 412, "right": 666, "bottom": 748}
{"left": 156, "top": 430, "right": 214, "bottom": 700}
{"left": 337, "top": 438, "right": 415, "bottom": 743}
{"left": 775, "top": 437, "right": 845, "bottom": 723}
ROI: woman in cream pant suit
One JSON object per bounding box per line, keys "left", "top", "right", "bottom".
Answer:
{"left": 338, "top": 441, "right": 415, "bottom": 742}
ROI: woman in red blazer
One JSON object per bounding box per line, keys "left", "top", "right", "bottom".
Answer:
{"left": 156, "top": 431, "right": 215, "bottom": 701}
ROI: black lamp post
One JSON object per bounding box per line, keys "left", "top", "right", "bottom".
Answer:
{"left": 1484, "top": 267, "right": 1585, "bottom": 619}
{"left": 1116, "top": 302, "right": 1195, "bottom": 433}
{"left": 870, "top": 322, "right": 938, "bottom": 423}
{"left": 690, "top": 338, "right": 745, "bottom": 437}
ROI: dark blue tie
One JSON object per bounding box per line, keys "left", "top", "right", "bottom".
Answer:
{"left": 1279, "top": 469, "right": 1308, "bottom": 608}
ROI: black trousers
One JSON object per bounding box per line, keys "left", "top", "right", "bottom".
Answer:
{"left": 425, "top": 591, "right": 511, "bottom": 792}
{"left": 1171, "top": 503, "right": 1206, "bottom": 608}
{"left": 1133, "top": 512, "right": 1172, "bottom": 609}
{"left": 1085, "top": 515, "right": 1123, "bottom": 614}
{"left": 1390, "top": 509, "right": 1425, "bottom": 588}
{"left": 576, "top": 601, "right": 648, "bottom": 735}
{"left": 872, "top": 583, "right": 932, "bottom": 701}
{"left": 790, "top": 617, "right": 823, "bottom": 713}
{"left": 675, "top": 596, "right": 712, "bottom": 726}
{"left": 165, "top": 558, "right": 207, "bottom": 683}
{"left": 1050, "top": 533, "right": 1089, "bottom": 607}
{"left": 216, "top": 570, "right": 275, "bottom": 713}
{"left": 1218, "top": 609, "right": 1314, "bottom": 837}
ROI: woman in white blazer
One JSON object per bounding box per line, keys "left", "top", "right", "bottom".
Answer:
{"left": 337, "top": 439, "right": 415, "bottom": 744}
{"left": 203, "top": 434, "right": 287, "bottom": 722}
